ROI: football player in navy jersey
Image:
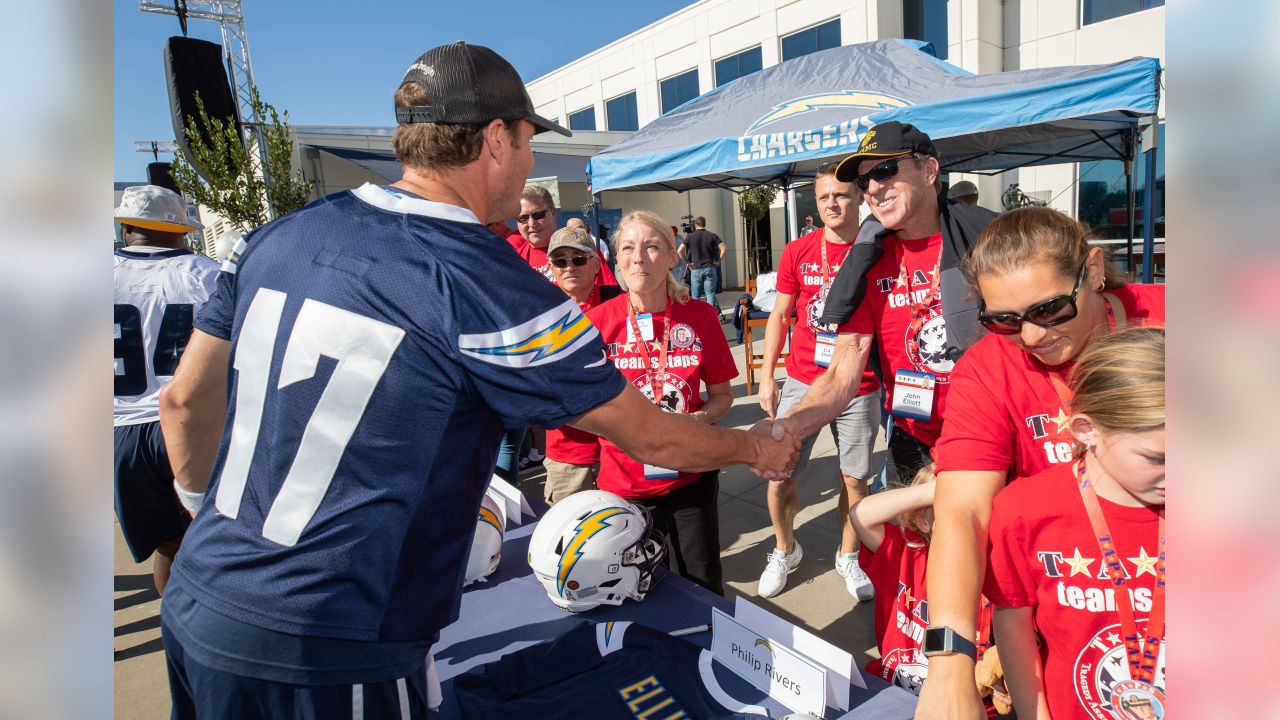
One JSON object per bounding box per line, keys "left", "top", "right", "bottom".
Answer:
{"left": 113, "top": 185, "right": 218, "bottom": 596}
{"left": 157, "top": 42, "right": 800, "bottom": 719}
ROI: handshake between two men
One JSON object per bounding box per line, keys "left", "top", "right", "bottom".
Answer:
{"left": 572, "top": 384, "right": 803, "bottom": 480}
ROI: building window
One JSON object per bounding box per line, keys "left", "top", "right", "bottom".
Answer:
{"left": 781, "top": 18, "right": 841, "bottom": 61}
{"left": 605, "top": 92, "right": 638, "bottom": 132}
{"left": 1076, "top": 123, "right": 1164, "bottom": 240}
{"left": 903, "top": 0, "right": 948, "bottom": 59}
{"left": 1083, "top": 0, "right": 1164, "bottom": 26}
{"left": 568, "top": 107, "right": 596, "bottom": 131}
{"left": 660, "top": 69, "right": 700, "bottom": 114}
{"left": 714, "top": 46, "right": 763, "bottom": 87}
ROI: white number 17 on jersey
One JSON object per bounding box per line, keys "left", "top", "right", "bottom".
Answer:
{"left": 215, "top": 288, "right": 406, "bottom": 546}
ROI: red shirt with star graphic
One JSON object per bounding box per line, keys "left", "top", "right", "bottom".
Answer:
{"left": 587, "top": 295, "right": 738, "bottom": 498}
{"left": 776, "top": 229, "right": 880, "bottom": 393}
{"left": 985, "top": 462, "right": 1165, "bottom": 720}
{"left": 836, "top": 232, "right": 948, "bottom": 445}
{"left": 545, "top": 294, "right": 608, "bottom": 466}
{"left": 934, "top": 284, "right": 1164, "bottom": 477}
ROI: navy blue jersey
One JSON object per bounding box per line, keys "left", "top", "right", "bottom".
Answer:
{"left": 455, "top": 621, "right": 768, "bottom": 719}
{"left": 172, "top": 185, "right": 626, "bottom": 651}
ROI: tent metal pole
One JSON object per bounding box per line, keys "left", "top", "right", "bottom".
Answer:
{"left": 1124, "top": 129, "right": 1137, "bottom": 275}
{"left": 1141, "top": 140, "right": 1157, "bottom": 283}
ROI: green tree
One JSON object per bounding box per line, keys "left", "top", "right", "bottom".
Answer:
{"left": 170, "top": 87, "right": 312, "bottom": 232}
{"left": 738, "top": 184, "right": 778, "bottom": 278}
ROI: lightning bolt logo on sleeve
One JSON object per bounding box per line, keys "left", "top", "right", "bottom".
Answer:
{"left": 557, "top": 507, "right": 627, "bottom": 595}
{"left": 458, "top": 298, "right": 600, "bottom": 368}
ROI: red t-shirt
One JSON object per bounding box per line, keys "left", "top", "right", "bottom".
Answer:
{"left": 985, "top": 464, "right": 1165, "bottom": 720}
{"left": 545, "top": 295, "right": 605, "bottom": 465}
{"left": 503, "top": 230, "right": 524, "bottom": 252}
{"left": 934, "top": 284, "right": 1165, "bottom": 478}
{"left": 775, "top": 229, "right": 880, "bottom": 394}
{"left": 836, "top": 233, "right": 949, "bottom": 445}
{"left": 858, "top": 524, "right": 931, "bottom": 694}
{"left": 587, "top": 295, "right": 738, "bottom": 498}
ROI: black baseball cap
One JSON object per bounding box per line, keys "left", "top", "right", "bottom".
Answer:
{"left": 394, "top": 42, "right": 571, "bottom": 137}
{"left": 834, "top": 121, "right": 938, "bottom": 181}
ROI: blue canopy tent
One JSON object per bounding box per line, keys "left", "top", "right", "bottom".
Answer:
{"left": 588, "top": 39, "right": 1162, "bottom": 280}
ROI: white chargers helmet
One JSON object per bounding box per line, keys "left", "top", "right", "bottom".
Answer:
{"left": 528, "top": 490, "right": 667, "bottom": 612}
{"left": 464, "top": 493, "right": 505, "bottom": 586}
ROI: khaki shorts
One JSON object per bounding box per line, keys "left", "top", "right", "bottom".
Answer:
{"left": 543, "top": 458, "right": 599, "bottom": 504}
{"left": 776, "top": 377, "right": 881, "bottom": 479}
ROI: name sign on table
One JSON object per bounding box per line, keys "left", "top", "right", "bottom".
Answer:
{"left": 711, "top": 607, "right": 827, "bottom": 717}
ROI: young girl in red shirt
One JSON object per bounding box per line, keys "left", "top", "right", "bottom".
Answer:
{"left": 985, "top": 327, "right": 1165, "bottom": 720}
{"left": 851, "top": 466, "right": 1009, "bottom": 714}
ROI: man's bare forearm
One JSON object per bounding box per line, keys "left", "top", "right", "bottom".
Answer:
{"left": 158, "top": 331, "right": 231, "bottom": 493}
{"left": 777, "top": 333, "right": 870, "bottom": 439}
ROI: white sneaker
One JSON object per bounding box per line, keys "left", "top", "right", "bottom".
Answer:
{"left": 757, "top": 542, "right": 803, "bottom": 598}
{"left": 525, "top": 448, "right": 544, "bottom": 463}
{"left": 835, "top": 552, "right": 875, "bottom": 601}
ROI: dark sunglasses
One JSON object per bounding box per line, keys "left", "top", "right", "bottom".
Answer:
{"left": 978, "top": 261, "right": 1088, "bottom": 335}
{"left": 853, "top": 155, "right": 913, "bottom": 192}
{"left": 550, "top": 255, "right": 591, "bottom": 269}
{"left": 516, "top": 209, "right": 550, "bottom": 224}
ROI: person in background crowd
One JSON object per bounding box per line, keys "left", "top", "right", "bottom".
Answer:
{"left": 769, "top": 122, "right": 996, "bottom": 492}
{"left": 801, "top": 214, "right": 818, "bottom": 234}
{"left": 916, "top": 207, "right": 1164, "bottom": 718}
{"left": 670, "top": 224, "right": 690, "bottom": 286}
{"left": 157, "top": 42, "right": 800, "bottom": 719}
{"left": 588, "top": 210, "right": 739, "bottom": 595}
{"left": 947, "top": 180, "right": 980, "bottom": 206}
{"left": 511, "top": 185, "right": 559, "bottom": 280}
{"left": 677, "top": 215, "right": 726, "bottom": 318}
{"left": 566, "top": 216, "right": 610, "bottom": 264}
{"left": 542, "top": 227, "right": 607, "bottom": 503}
{"left": 113, "top": 185, "right": 218, "bottom": 596}
{"left": 986, "top": 327, "right": 1165, "bottom": 720}
{"left": 755, "top": 165, "right": 882, "bottom": 601}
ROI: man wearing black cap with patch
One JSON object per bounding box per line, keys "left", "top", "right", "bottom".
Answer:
{"left": 158, "top": 41, "right": 800, "bottom": 718}
{"left": 770, "top": 121, "right": 995, "bottom": 488}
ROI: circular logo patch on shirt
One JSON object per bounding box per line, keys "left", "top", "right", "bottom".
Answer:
{"left": 806, "top": 283, "right": 831, "bottom": 334}
{"left": 904, "top": 305, "right": 954, "bottom": 377}
{"left": 1072, "top": 620, "right": 1166, "bottom": 720}
{"left": 633, "top": 372, "right": 691, "bottom": 414}
{"left": 669, "top": 322, "right": 697, "bottom": 349}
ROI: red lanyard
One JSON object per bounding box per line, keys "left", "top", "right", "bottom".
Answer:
{"left": 1041, "top": 294, "right": 1120, "bottom": 418}
{"left": 894, "top": 239, "right": 942, "bottom": 362}
{"left": 626, "top": 304, "right": 670, "bottom": 406}
{"left": 1074, "top": 458, "right": 1166, "bottom": 685}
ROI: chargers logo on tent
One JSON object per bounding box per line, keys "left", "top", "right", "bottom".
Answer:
{"left": 745, "top": 91, "right": 911, "bottom": 133}
{"left": 736, "top": 90, "right": 912, "bottom": 163}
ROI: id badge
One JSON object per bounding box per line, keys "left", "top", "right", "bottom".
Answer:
{"left": 891, "top": 369, "right": 935, "bottom": 421}
{"left": 643, "top": 464, "right": 679, "bottom": 480}
{"left": 814, "top": 331, "right": 837, "bottom": 368}
{"left": 627, "top": 313, "right": 655, "bottom": 344}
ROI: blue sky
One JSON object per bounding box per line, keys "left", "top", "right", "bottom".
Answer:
{"left": 114, "top": 0, "right": 692, "bottom": 181}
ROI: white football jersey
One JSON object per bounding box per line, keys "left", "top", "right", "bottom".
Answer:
{"left": 113, "top": 246, "right": 220, "bottom": 425}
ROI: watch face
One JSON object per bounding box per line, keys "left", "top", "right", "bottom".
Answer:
{"left": 923, "top": 628, "right": 948, "bottom": 654}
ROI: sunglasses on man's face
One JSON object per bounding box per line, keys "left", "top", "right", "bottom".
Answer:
{"left": 550, "top": 255, "right": 591, "bottom": 269}
{"left": 853, "top": 155, "right": 913, "bottom": 192}
{"left": 516, "top": 209, "right": 551, "bottom": 224}
{"left": 978, "top": 261, "right": 1088, "bottom": 335}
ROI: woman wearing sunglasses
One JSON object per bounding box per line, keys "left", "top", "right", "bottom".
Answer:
{"left": 915, "top": 206, "right": 1163, "bottom": 719}
{"left": 585, "top": 210, "right": 738, "bottom": 594}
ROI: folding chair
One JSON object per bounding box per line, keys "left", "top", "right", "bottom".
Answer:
{"left": 738, "top": 277, "right": 795, "bottom": 396}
